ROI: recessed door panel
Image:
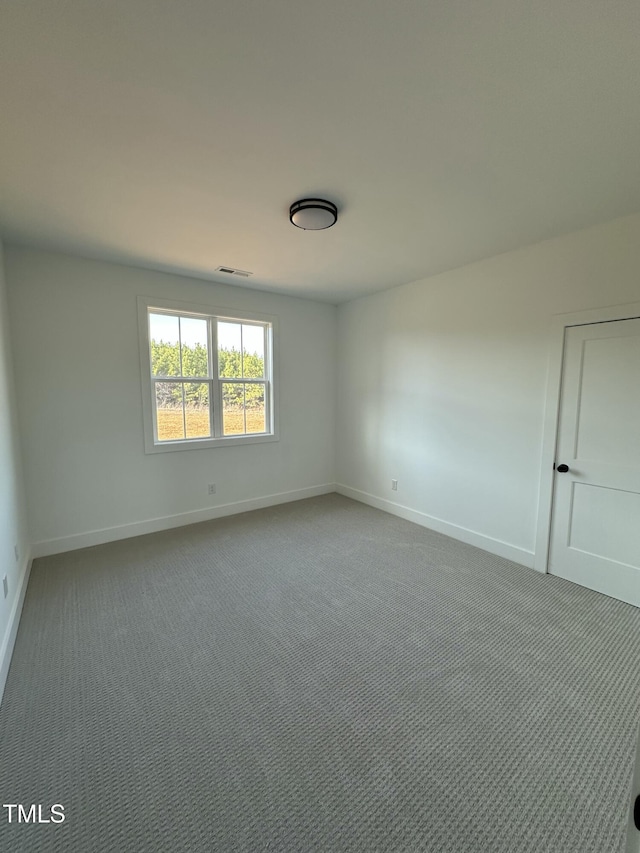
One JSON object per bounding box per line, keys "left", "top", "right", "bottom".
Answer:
{"left": 569, "top": 483, "right": 640, "bottom": 568}
{"left": 576, "top": 334, "right": 640, "bottom": 467}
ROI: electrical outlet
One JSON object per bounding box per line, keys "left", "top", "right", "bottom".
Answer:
{"left": 14, "top": 544, "right": 19, "bottom": 562}
{"left": 2, "top": 576, "right": 8, "bottom": 599}
{"left": 208, "top": 483, "right": 217, "bottom": 495}
{"left": 391, "top": 479, "right": 398, "bottom": 491}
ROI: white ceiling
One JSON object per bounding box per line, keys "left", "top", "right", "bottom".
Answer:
{"left": 1, "top": 0, "right": 640, "bottom": 303}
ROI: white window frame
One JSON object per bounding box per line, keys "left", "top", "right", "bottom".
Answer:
{"left": 137, "top": 296, "right": 279, "bottom": 453}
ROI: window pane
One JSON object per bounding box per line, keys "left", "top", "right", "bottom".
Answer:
{"left": 218, "top": 321, "right": 242, "bottom": 378}
{"left": 222, "top": 383, "right": 266, "bottom": 435}
{"left": 184, "top": 383, "right": 211, "bottom": 438}
{"left": 222, "top": 382, "right": 245, "bottom": 435}
{"left": 150, "top": 313, "right": 180, "bottom": 376}
{"left": 246, "top": 384, "right": 266, "bottom": 433}
{"left": 180, "top": 317, "right": 209, "bottom": 377}
{"left": 242, "top": 324, "right": 265, "bottom": 379}
{"left": 155, "top": 382, "right": 185, "bottom": 441}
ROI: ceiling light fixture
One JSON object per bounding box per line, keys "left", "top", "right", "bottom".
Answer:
{"left": 289, "top": 198, "right": 338, "bottom": 231}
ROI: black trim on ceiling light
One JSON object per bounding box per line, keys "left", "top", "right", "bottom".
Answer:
{"left": 289, "top": 198, "right": 338, "bottom": 230}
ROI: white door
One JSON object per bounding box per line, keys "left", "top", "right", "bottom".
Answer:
{"left": 548, "top": 318, "right": 640, "bottom": 607}
{"left": 626, "top": 723, "right": 640, "bottom": 853}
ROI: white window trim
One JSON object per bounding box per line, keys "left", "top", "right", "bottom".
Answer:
{"left": 137, "top": 295, "right": 279, "bottom": 453}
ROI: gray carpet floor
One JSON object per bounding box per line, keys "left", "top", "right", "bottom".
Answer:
{"left": 1, "top": 494, "right": 639, "bottom": 852}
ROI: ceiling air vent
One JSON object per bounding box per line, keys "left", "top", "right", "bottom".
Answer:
{"left": 215, "top": 266, "right": 253, "bottom": 278}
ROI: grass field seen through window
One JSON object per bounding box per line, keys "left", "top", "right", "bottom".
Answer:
{"left": 157, "top": 408, "right": 266, "bottom": 440}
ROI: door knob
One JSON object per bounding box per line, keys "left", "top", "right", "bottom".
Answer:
{"left": 556, "top": 463, "right": 570, "bottom": 473}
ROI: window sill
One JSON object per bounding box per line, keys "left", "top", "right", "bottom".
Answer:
{"left": 144, "top": 432, "right": 279, "bottom": 454}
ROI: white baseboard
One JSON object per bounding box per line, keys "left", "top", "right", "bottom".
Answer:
{"left": 0, "top": 552, "right": 32, "bottom": 705}
{"left": 31, "top": 483, "right": 337, "bottom": 558}
{"left": 336, "top": 484, "right": 535, "bottom": 569}
{"left": 31, "top": 480, "right": 534, "bottom": 567}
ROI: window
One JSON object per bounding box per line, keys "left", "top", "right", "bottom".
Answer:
{"left": 138, "top": 297, "right": 277, "bottom": 452}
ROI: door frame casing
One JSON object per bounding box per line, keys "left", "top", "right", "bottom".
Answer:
{"left": 534, "top": 300, "right": 640, "bottom": 574}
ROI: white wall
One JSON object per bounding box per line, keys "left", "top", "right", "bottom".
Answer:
{"left": 0, "top": 241, "right": 30, "bottom": 701}
{"left": 5, "top": 248, "right": 337, "bottom": 554}
{"left": 337, "top": 213, "right": 640, "bottom": 566}
{"left": 6, "top": 212, "right": 640, "bottom": 569}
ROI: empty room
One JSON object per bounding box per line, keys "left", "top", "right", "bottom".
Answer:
{"left": 1, "top": 1, "right": 639, "bottom": 851}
